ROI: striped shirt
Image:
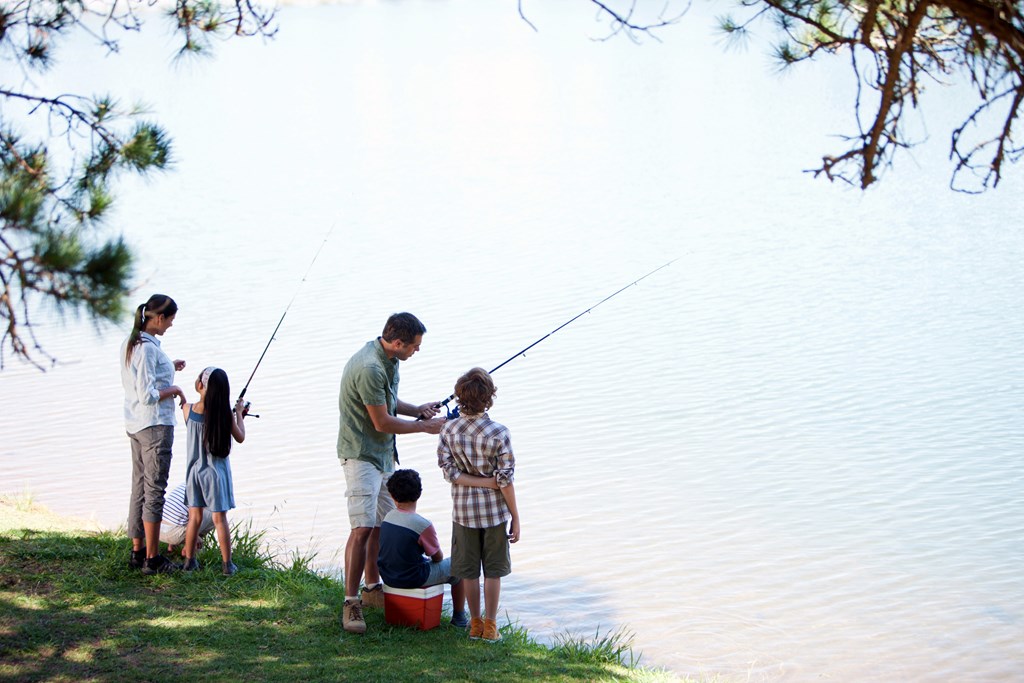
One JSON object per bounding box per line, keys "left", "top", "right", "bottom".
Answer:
{"left": 162, "top": 483, "right": 189, "bottom": 527}
{"left": 437, "top": 412, "right": 515, "bottom": 529}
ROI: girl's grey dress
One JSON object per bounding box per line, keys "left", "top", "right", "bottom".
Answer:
{"left": 184, "top": 408, "right": 235, "bottom": 512}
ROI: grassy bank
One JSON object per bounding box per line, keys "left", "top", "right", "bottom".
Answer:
{"left": 0, "top": 497, "right": 681, "bottom": 682}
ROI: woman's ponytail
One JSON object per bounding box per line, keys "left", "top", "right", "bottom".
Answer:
{"left": 124, "top": 304, "right": 147, "bottom": 366}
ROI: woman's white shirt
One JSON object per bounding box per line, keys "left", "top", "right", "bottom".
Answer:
{"left": 121, "top": 332, "right": 177, "bottom": 433}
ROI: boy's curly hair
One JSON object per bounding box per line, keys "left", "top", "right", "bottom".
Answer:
{"left": 454, "top": 367, "right": 496, "bottom": 415}
{"left": 386, "top": 469, "right": 422, "bottom": 504}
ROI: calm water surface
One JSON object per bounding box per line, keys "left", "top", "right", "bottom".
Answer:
{"left": 2, "top": 1, "right": 1022, "bottom": 680}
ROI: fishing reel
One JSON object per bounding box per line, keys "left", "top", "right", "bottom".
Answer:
{"left": 420, "top": 401, "right": 458, "bottom": 421}
{"left": 237, "top": 399, "right": 259, "bottom": 419}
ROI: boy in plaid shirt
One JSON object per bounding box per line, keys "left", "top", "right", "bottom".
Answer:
{"left": 437, "top": 368, "right": 520, "bottom": 643}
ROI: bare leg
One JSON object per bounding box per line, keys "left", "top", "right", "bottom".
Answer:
{"left": 464, "top": 577, "right": 481, "bottom": 619}
{"left": 345, "top": 527, "right": 372, "bottom": 597}
{"left": 364, "top": 527, "right": 382, "bottom": 585}
{"left": 212, "top": 511, "right": 231, "bottom": 564}
{"left": 143, "top": 521, "right": 161, "bottom": 559}
{"left": 451, "top": 579, "right": 466, "bottom": 614}
{"left": 184, "top": 508, "right": 203, "bottom": 559}
{"left": 483, "top": 577, "right": 501, "bottom": 621}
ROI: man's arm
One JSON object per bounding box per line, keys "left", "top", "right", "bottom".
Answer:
{"left": 366, "top": 404, "right": 444, "bottom": 435}
{"left": 396, "top": 399, "right": 440, "bottom": 419}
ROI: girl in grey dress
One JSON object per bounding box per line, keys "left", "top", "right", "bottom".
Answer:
{"left": 180, "top": 366, "right": 248, "bottom": 575}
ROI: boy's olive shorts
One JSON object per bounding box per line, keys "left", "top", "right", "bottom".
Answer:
{"left": 451, "top": 522, "right": 511, "bottom": 579}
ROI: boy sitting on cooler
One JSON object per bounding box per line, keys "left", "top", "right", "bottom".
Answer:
{"left": 377, "top": 469, "right": 468, "bottom": 628}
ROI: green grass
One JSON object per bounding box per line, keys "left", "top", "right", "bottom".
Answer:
{"left": 553, "top": 625, "right": 640, "bottom": 668}
{"left": 0, "top": 514, "right": 683, "bottom": 682}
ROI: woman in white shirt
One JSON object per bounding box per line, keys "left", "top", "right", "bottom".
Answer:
{"left": 120, "top": 294, "right": 187, "bottom": 574}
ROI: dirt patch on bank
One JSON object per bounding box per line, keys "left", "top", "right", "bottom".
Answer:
{"left": 0, "top": 495, "right": 104, "bottom": 534}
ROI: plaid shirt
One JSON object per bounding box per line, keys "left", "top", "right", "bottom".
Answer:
{"left": 437, "top": 412, "right": 515, "bottom": 529}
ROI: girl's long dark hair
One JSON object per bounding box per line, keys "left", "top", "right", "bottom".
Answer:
{"left": 124, "top": 294, "right": 178, "bottom": 366}
{"left": 203, "top": 369, "right": 234, "bottom": 458}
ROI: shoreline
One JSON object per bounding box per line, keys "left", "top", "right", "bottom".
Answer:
{"left": 0, "top": 492, "right": 683, "bottom": 683}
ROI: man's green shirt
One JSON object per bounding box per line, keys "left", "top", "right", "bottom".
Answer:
{"left": 337, "top": 338, "right": 399, "bottom": 472}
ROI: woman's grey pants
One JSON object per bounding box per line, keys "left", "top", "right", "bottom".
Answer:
{"left": 126, "top": 425, "right": 174, "bottom": 539}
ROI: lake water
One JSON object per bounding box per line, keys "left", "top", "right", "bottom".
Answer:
{"left": 1, "top": 1, "right": 1022, "bottom": 680}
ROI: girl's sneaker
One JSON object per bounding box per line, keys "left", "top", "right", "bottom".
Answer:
{"left": 222, "top": 561, "right": 238, "bottom": 576}
{"left": 182, "top": 558, "right": 200, "bottom": 572}
{"left": 468, "top": 617, "right": 485, "bottom": 640}
{"left": 482, "top": 618, "right": 502, "bottom": 643}
{"left": 450, "top": 610, "right": 469, "bottom": 628}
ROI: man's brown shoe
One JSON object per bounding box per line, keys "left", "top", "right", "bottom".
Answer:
{"left": 342, "top": 599, "right": 366, "bottom": 634}
{"left": 361, "top": 584, "right": 385, "bottom": 609}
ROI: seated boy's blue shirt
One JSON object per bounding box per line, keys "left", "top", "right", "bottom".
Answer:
{"left": 378, "top": 509, "right": 441, "bottom": 589}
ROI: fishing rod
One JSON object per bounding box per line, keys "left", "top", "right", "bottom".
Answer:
{"left": 237, "top": 223, "right": 335, "bottom": 417}
{"left": 435, "top": 258, "right": 677, "bottom": 418}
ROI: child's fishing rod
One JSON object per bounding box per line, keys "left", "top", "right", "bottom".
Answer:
{"left": 436, "top": 258, "right": 677, "bottom": 417}
{"left": 237, "top": 224, "right": 335, "bottom": 417}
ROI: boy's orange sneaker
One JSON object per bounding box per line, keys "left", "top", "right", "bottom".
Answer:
{"left": 482, "top": 618, "right": 502, "bottom": 643}
{"left": 468, "top": 617, "right": 485, "bottom": 640}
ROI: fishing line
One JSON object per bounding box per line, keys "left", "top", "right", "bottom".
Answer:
{"left": 237, "top": 223, "right": 336, "bottom": 415}
{"left": 436, "top": 258, "right": 677, "bottom": 416}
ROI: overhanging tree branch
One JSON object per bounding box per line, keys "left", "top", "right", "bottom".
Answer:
{"left": 719, "top": 0, "right": 1024, "bottom": 192}
{"left": 1, "top": 0, "right": 276, "bottom": 369}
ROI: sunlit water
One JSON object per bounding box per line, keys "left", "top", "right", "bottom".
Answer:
{"left": 2, "top": 1, "right": 1022, "bottom": 680}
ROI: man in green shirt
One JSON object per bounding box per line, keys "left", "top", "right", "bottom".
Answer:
{"left": 337, "top": 312, "right": 445, "bottom": 634}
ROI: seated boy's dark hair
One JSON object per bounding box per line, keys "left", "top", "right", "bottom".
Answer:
{"left": 387, "top": 469, "right": 422, "bottom": 503}
{"left": 454, "top": 367, "right": 496, "bottom": 415}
